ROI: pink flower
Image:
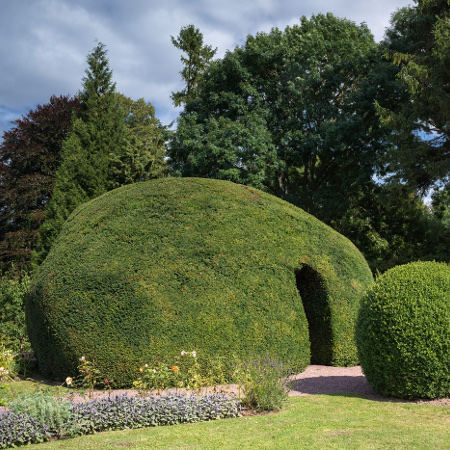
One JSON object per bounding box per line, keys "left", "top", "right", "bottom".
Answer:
{"left": 181, "top": 350, "right": 186, "bottom": 356}
{"left": 191, "top": 351, "right": 197, "bottom": 358}
{"left": 79, "top": 356, "right": 86, "bottom": 362}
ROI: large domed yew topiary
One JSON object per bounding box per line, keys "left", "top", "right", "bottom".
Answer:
{"left": 356, "top": 261, "right": 450, "bottom": 399}
{"left": 27, "top": 178, "right": 372, "bottom": 386}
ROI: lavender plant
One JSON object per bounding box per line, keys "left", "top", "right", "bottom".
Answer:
{"left": 0, "top": 389, "right": 240, "bottom": 447}
{"left": 235, "top": 356, "right": 290, "bottom": 411}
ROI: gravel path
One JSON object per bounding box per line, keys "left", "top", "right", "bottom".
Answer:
{"left": 289, "top": 365, "right": 374, "bottom": 396}
{"left": 289, "top": 365, "right": 449, "bottom": 406}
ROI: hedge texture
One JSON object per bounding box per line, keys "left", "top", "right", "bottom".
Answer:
{"left": 356, "top": 261, "right": 450, "bottom": 399}
{"left": 27, "top": 178, "right": 373, "bottom": 386}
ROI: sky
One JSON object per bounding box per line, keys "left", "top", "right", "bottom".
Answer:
{"left": 0, "top": 0, "right": 413, "bottom": 138}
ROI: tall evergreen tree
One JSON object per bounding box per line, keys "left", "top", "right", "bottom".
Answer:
{"left": 0, "top": 96, "right": 80, "bottom": 274}
{"left": 332, "top": 182, "right": 448, "bottom": 272}
{"left": 171, "top": 25, "right": 217, "bottom": 106}
{"left": 35, "top": 43, "right": 129, "bottom": 263}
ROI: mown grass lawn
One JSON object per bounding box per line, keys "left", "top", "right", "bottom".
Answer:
{"left": 28, "top": 394, "right": 449, "bottom": 449}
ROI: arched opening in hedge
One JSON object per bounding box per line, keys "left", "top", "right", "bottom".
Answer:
{"left": 295, "top": 265, "right": 332, "bottom": 364}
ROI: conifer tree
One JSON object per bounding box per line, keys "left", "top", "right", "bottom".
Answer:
{"left": 35, "top": 43, "right": 129, "bottom": 263}
{"left": 171, "top": 25, "right": 216, "bottom": 106}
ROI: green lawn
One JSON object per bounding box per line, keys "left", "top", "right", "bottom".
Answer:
{"left": 27, "top": 395, "right": 449, "bottom": 449}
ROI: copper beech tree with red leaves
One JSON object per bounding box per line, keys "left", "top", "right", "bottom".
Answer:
{"left": 0, "top": 95, "right": 81, "bottom": 274}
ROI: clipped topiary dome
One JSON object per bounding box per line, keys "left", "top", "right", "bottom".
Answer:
{"left": 356, "top": 261, "right": 450, "bottom": 399}
{"left": 27, "top": 178, "right": 373, "bottom": 386}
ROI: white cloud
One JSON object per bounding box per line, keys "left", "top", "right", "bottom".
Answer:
{"left": 0, "top": 0, "right": 413, "bottom": 134}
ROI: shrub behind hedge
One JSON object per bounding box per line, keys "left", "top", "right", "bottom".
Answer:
{"left": 356, "top": 261, "right": 450, "bottom": 399}
{"left": 0, "top": 275, "right": 30, "bottom": 353}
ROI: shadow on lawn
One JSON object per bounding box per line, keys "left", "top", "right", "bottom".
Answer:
{"left": 289, "top": 375, "right": 407, "bottom": 403}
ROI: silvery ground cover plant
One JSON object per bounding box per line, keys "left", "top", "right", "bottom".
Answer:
{"left": 0, "top": 393, "right": 241, "bottom": 449}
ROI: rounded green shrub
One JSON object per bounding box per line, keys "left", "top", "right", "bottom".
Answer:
{"left": 356, "top": 261, "right": 450, "bottom": 399}
{"left": 27, "top": 178, "right": 372, "bottom": 386}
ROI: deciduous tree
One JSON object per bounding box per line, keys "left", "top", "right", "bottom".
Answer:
{"left": 170, "top": 14, "right": 447, "bottom": 272}
{"left": 0, "top": 95, "right": 80, "bottom": 274}
{"left": 380, "top": 0, "right": 450, "bottom": 193}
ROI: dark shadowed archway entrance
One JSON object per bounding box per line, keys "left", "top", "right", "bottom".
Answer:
{"left": 295, "top": 265, "right": 333, "bottom": 365}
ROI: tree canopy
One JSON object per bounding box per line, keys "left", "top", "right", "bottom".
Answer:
{"left": 112, "top": 94, "right": 168, "bottom": 187}
{"left": 169, "top": 14, "right": 448, "bottom": 272}
{"left": 0, "top": 8, "right": 447, "bottom": 275}
{"left": 171, "top": 15, "right": 391, "bottom": 206}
